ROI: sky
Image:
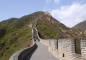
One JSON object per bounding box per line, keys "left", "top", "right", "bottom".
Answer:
{"left": 0, "top": 0, "right": 86, "bottom": 27}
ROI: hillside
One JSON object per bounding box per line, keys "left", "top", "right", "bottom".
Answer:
{"left": 73, "top": 20, "right": 86, "bottom": 38}
{"left": 0, "top": 11, "right": 82, "bottom": 60}
{"left": 36, "top": 12, "right": 80, "bottom": 39}
{"left": 73, "top": 20, "right": 86, "bottom": 30}
{"left": 0, "top": 19, "right": 33, "bottom": 60}
{"left": 0, "top": 11, "right": 45, "bottom": 60}
{"left": 36, "top": 12, "right": 81, "bottom": 54}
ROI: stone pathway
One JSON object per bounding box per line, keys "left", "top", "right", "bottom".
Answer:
{"left": 25, "top": 41, "right": 59, "bottom": 60}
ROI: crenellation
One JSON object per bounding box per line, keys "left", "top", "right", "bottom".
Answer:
{"left": 9, "top": 26, "right": 86, "bottom": 60}
{"left": 34, "top": 27, "right": 86, "bottom": 60}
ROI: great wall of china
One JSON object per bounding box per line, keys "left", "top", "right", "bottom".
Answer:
{"left": 34, "top": 26, "right": 86, "bottom": 60}
{"left": 9, "top": 12, "right": 86, "bottom": 60}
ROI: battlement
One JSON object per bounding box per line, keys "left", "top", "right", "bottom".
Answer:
{"left": 40, "top": 38, "right": 86, "bottom": 60}
{"left": 33, "top": 27, "right": 86, "bottom": 60}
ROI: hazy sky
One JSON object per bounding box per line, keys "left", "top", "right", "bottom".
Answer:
{"left": 0, "top": 0, "right": 86, "bottom": 27}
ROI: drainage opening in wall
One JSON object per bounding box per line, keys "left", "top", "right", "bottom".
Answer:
{"left": 63, "top": 53, "right": 65, "bottom": 57}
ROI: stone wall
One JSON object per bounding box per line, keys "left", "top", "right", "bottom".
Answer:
{"left": 18, "top": 43, "right": 36, "bottom": 60}
{"left": 39, "top": 38, "right": 86, "bottom": 60}
{"left": 9, "top": 42, "right": 36, "bottom": 60}
{"left": 40, "top": 38, "right": 59, "bottom": 58}
{"left": 39, "top": 38, "right": 76, "bottom": 60}
{"left": 58, "top": 39, "right": 76, "bottom": 60}
{"left": 40, "top": 39, "right": 49, "bottom": 46}
{"left": 81, "top": 39, "right": 86, "bottom": 59}
{"left": 34, "top": 27, "right": 86, "bottom": 60}
{"left": 48, "top": 40, "right": 59, "bottom": 58}
{"left": 9, "top": 27, "right": 37, "bottom": 60}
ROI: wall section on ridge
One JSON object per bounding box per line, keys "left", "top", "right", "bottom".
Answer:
{"left": 9, "top": 26, "right": 37, "bottom": 60}
{"left": 9, "top": 42, "right": 36, "bottom": 60}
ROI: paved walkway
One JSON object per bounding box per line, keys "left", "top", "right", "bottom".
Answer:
{"left": 26, "top": 41, "right": 59, "bottom": 60}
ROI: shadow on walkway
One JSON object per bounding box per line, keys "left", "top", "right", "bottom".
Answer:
{"left": 25, "top": 43, "right": 38, "bottom": 60}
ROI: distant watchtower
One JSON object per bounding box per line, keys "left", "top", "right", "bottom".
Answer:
{"left": 45, "top": 11, "right": 52, "bottom": 16}
{"left": 44, "top": 11, "right": 52, "bottom": 21}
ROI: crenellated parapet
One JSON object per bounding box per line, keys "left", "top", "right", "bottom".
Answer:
{"left": 35, "top": 25, "right": 86, "bottom": 60}
{"left": 9, "top": 26, "right": 37, "bottom": 60}
{"left": 9, "top": 26, "right": 86, "bottom": 60}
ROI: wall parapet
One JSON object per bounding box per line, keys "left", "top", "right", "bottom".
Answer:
{"left": 81, "top": 39, "right": 86, "bottom": 59}
{"left": 9, "top": 27, "right": 37, "bottom": 60}
{"left": 39, "top": 38, "right": 86, "bottom": 60}
{"left": 32, "top": 27, "right": 86, "bottom": 60}
{"left": 9, "top": 42, "right": 36, "bottom": 60}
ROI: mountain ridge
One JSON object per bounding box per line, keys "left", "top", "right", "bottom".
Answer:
{"left": 0, "top": 11, "right": 83, "bottom": 60}
{"left": 73, "top": 20, "right": 86, "bottom": 30}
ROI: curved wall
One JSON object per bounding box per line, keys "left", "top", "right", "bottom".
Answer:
{"left": 35, "top": 27, "right": 86, "bottom": 60}
{"left": 9, "top": 27, "right": 37, "bottom": 60}
{"left": 9, "top": 43, "right": 36, "bottom": 60}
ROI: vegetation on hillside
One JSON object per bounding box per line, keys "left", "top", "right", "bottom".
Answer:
{"left": 0, "top": 11, "right": 84, "bottom": 60}
{"left": 37, "top": 13, "right": 80, "bottom": 39}
{"left": 73, "top": 20, "right": 86, "bottom": 30}
{"left": 0, "top": 25, "right": 32, "bottom": 60}
{"left": 36, "top": 12, "right": 82, "bottom": 54}
{"left": 0, "top": 11, "right": 47, "bottom": 60}
{"left": 73, "top": 20, "right": 86, "bottom": 38}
